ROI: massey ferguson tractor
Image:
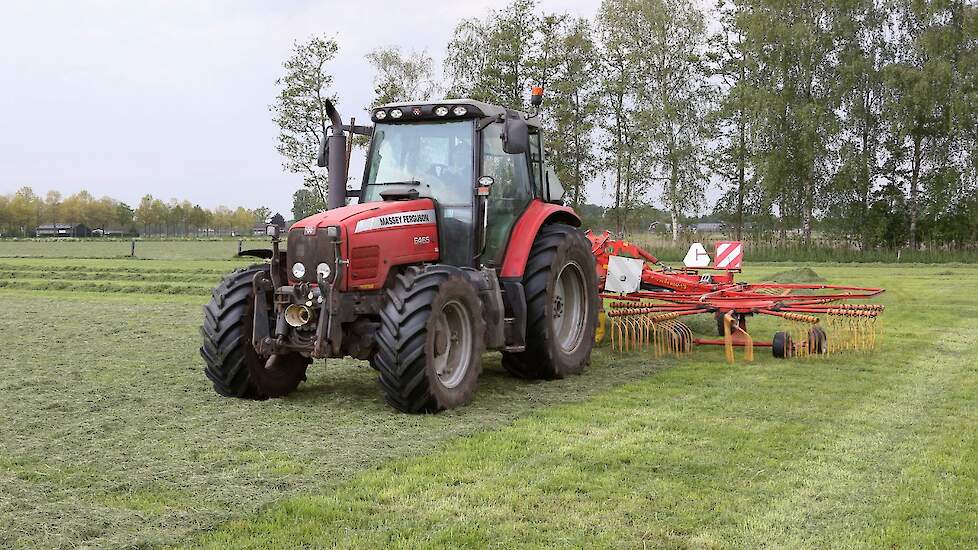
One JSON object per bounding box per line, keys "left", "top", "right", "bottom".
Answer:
{"left": 200, "top": 92, "right": 599, "bottom": 413}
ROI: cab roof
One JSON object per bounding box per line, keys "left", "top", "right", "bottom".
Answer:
{"left": 372, "top": 98, "right": 541, "bottom": 128}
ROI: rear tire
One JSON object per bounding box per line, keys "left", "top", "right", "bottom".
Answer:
{"left": 200, "top": 265, "right": 309, "bottom": 399}
{"left": 502, "top": 224, "right": 599, "bottom": 379}
{"left": 371, "top": 266, "right": 486, "bottom": 413}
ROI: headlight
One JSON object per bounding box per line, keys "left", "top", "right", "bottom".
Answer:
{"left": 452, "top": 105, "right": 468, "bottom": 116}
{"left": 316, "top": 262, "right": 332, "bottom": 280}
{"left": 434, "top": 106, "right": 449, "bottom": 116}
{"left": 374, "top": 109, "right": 387, "bottom": 120}
{"left": 291, "top": 262, "right": 306, "bottom": 279}
{"left": 389, "top": 108, "right": 403, "bottom": 119}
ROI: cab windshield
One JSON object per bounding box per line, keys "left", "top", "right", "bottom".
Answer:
{"left": 361, "top": 121, "right": 473, "bottom": 206}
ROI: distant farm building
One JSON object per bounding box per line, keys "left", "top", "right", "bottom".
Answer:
{"left": 690, "top": 222, "right": 726, "bottom": 233}
{"left": 35, "top": 223, "right": 91, "bottom": 237}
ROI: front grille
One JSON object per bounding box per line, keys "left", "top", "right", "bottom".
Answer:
{"left": 287, "top": 228, "right": 338, "bottom": 284}
{"left": 349, "top": 246, "right": 380, "bottom": 280}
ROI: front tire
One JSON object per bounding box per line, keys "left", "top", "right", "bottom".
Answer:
{"left": 200, "top": 265, "right": 309, "bottom": 399}
{"left": 371, "top": 266, "right": 486, "bottom": 413}
{"left": 503, "top": 224, "right": 599, "bottom": 379}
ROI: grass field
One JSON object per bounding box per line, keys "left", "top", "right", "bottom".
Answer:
{"left": 0, "top": 239, "right": 266, "bottom": 260}
{"left": 1, "top": 241, "right": 976, "bottom": 548}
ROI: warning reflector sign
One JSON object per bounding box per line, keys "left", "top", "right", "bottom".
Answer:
{"left": 683, "top": 243, "right": 711, "bottom": 268}
{"left": 714, "top": 241, "right": 743, "bottom": 269}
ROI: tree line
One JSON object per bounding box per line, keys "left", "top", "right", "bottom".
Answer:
{"left": 0, "top": 187, "right": 274, "bottom": 237}
{"left": 274, "top": 0, "right": 977, "bottom": 250}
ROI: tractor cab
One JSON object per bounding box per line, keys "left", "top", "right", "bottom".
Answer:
{"left": 360, "top": 99, "right": 562, "bottom": 268}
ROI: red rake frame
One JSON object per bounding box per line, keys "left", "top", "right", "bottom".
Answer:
{"left": 587, "top": 231, "right": 886, "bottom": 362}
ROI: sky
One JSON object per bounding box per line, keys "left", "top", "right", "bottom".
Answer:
{"left": 0, "top": 0, "right": 602, "bottom": 217}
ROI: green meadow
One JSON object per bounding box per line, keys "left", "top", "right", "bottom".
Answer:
{"left": 1, "top": 241, "right": 975, "bottom": 548}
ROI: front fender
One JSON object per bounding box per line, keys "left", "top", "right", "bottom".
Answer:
{"left": 499, "top": 199, "right": 581, "bottom": 279}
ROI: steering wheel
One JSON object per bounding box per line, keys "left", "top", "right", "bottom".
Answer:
{"left": 428, "top": 163, "right": 450, "bottom": 178}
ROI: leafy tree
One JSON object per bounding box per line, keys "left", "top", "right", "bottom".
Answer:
{"left": 708, "top": 0, "right": 762, "bottom": 240}
{"left": 43, "top": 191, "right": 62, "bottom": 225}
{"left": 254, "top": 206, "right": 271, "bottom": 224}
{"left": 0, "top": 194, "right": 9, "bottom": 235}
{"left": 742, "top": 0, "right": 839, "bottom": 243}
{"left": 115, "top": 202, "right": 134, "bottom": 229}
{"left": 232, "top": 207, "right": 256, "bottom": 235}
{"left": 365, "top": 47, "right": 438, "bottom": 105}
{"left": 292, "top": 188, "right": 324, "bottom": 221}
{"left": 544, "top": 17, "right": 600, "bottom": 206}
{"left": 9, "top": 187, "right": 40, "bottom": 236}
{"left": 444, "top": 0, "right": 540, "bottom": 109}
{"left": 135, "top": 195, "right": 156, "bottom": 235}
{"left": 628, "top": 0, "right": 712, "bottom": 241}
{"left": 823, "top": 0, "right": 891, "bottom": 248}
{"left": 596, "top": 0, "right": 646, "bottom": 234}
{"left": 271, "top": 35, "right": 340, "bottom": 205}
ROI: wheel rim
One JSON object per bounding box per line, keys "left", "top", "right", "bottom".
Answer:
{"left": 432, "top": 299, "right": 473, "bottom": 389}
{"left": 552, "top": 261, "right": 588, "bottom": 354}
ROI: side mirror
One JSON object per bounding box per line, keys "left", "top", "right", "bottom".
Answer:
{"left": 501, "top": 109, "right": 529, "bottom": 155}
{"left": 317, "top": 137, "right": 329, "bottom": 168}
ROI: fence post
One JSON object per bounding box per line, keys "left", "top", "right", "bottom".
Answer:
{"left": 130, "top": 239, "right": 136, "bottom": 257}
{"left": 238, "top": 239, "right": 243, "bottom": 255}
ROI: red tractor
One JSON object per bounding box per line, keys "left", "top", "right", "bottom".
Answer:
{"left": 201, "top": 95, "right": 599, "bottom": 413}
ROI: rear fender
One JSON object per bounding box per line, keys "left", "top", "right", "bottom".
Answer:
{"left": 499, "top": 199, "right": 581, "bottom": 279}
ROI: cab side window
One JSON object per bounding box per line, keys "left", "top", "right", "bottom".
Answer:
{"left": 480, "top": 123, "right": 532, "bottom": 265}
{"left": 529, "top": 132, "right": 544, "bottom": 195}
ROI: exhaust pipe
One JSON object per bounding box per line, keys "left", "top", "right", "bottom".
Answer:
{"left": 316, "top": 98, "right": 348, "bottom": 211}
{"left": 284, "top": 304, "right": 315, "bottom": 327}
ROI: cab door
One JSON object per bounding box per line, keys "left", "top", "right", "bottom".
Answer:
{"left": 478, "top": 122, "right": 533, "bottom": 266}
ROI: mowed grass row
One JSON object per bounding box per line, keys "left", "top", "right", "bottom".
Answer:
{"left": 0, "top": 239, "right": 267, "bottom": 260}
{"left": 195, "top": 264, "right": 978, "bottom": 548}
{"left": 0, "top": 257, "right": 253, "bottom": 295}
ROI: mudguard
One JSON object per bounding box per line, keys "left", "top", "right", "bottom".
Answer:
{"left": 499, "top": 199, "right": 581, "bottom": 279}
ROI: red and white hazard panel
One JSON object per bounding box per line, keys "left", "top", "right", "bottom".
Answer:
{"left": 714, "top": 241, "right": 743, "bottom": 269}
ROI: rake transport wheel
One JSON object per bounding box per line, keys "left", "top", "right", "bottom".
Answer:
{"left": 201, "top": 265, "right": 310, "bottom": 399}
{"left": 772, "top": 331, "right": 793, "bottom": 359}
{"left": 503, "top": 224, "right": 599, "bottom": 380}
{"left": 808, "top": 326, "right": 828, "bottom": 354}
{"left": 371, "top": 265, "right": 486, "bottom": 413}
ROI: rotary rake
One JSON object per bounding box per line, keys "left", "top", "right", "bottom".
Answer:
{"left": 588, "top": 231, "right": 885, "bottom": 363}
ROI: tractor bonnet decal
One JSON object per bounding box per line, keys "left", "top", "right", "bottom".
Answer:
{"left": 354, "top": 209, "right": 436, "bottom": 233}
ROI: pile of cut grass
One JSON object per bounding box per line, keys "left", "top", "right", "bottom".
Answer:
{"left": 764, "top": 266, "right": 826, "bottom": 283}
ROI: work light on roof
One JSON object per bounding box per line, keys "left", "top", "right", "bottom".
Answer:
{"left": 374, "top": 109, "right": 387, "bottom": 120}
{"left": 434, "top": 106, "right": 449, "bottom": 117}
{"left": 389, "top": 108, "right": 403, "bottom": 119}
{"left": 452, "top": 105, "right": 468, "bottom": 116}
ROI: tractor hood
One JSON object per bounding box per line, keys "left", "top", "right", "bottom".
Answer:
{"left": 288, "top": 198, "right": 440, "bottom": 291}
{"left": 289, "top": 198, "right": 436, "bottom": 233}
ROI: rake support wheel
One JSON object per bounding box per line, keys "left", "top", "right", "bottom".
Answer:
{"left": 808, "top": 326, "right": 828, "bottom": 354}
{"left": 201, "top": 265, "right": 310, "bottom": 399}
{"left": 772, "top": 331, "right": 793, "bottom": 359}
